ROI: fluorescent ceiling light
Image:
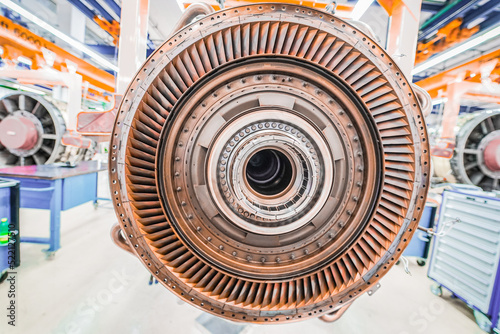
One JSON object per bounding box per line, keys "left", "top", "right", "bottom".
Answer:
{"left": 11, "top": 83, "right": 46, "bottom": 95}
{"left": 431, "top": 97, "right": 448, "bottom": 106}
{"left": 350, "top": 0, "right": 375, "bottom": 21}
{"left": 0, "top": 0, "right": 119, "bottom": 72}
{"left": 412, "top": 24, "right": 500, "bottom": 76}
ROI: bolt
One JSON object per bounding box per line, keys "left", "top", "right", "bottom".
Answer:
{"left": 246, "top": 255, "right": 252, "bottom": 262}
{"left": 232, "top": 251, "right": 237, "bottom": 256}
{"left": 261, "top": 257, "right": 266, "bottom": 263}
{"left": 219, "top": 245, "right": 224, "bottom": 250}
{"left": 176, "top": 187, "right": 182, "bottom": 192}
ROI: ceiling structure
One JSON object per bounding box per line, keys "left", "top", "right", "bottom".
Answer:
{"left": 0, "top": 0, "right": 497, "bottom": 95}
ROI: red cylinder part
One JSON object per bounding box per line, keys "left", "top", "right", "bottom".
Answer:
{"left": 0, "top": 115, "right": 39, "bottom": 150}
{"left": 484, "top": 136, "right": 500, "bottom": 172}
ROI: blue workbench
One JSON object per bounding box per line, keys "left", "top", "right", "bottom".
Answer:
{"left": 0, "top": 161, "right": 107, "bottom": 256}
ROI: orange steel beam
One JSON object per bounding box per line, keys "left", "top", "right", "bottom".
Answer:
{"left": 376, "top": 0, "right": 403, "bottom": 16}
{"left": 183, "top": 1, "right": 354, "bottom": 12}
{"left": 416, "top": 18, "right": 479, "bottom": 64}
{"left": 94, "top": 16, "right": 120, "bottom": 45}
{"left": 415, "top": 47, "right": 500, "bottom": 97}
{"left": 0, "top": 16, "right": 115, "bottom": 93}
{"left": 463, "top": 92, "right": 500, "bottom": 104}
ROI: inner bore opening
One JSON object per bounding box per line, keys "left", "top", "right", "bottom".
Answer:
{"left": 246, "top": 149, "right": 293, "bottom": 196}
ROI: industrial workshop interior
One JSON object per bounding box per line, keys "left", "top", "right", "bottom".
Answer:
{"left": 0, "top": 0, "right": 500, "bottom": 333}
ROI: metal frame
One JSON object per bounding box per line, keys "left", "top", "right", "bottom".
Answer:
{"left": 3, "top": 171, "right": 101, "bottom": 255}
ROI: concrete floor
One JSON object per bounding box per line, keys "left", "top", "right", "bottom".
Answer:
{"left": 0, "top": 197, "right": 487, "bottom": 334}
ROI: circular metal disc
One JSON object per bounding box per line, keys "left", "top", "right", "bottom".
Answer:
{"left": 0, "top": 92, "right": 66, "bottom": 165}
{"left": 451, "top": 111, "right": 500, "bottom": 191}
{"left": 109, "top": 4, "right": 430, "bottom": 323}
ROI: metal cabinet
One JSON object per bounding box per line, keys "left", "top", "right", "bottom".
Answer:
{"left": 428, "top": 190, "right": 500, "bottom": 332}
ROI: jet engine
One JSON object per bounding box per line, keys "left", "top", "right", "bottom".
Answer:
{"left": 109, "top": 3, "right": 430, "bottom": 323}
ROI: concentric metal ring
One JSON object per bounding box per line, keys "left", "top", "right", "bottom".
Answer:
{"left": 451, "top": 111, "right": 500, "bottom": 191}
{"left": 109, "top": 4, "right": 430, "bottom": 323}
{"left": 0, "top": 92, "right": 66, "bottom": 165}
{"left": 209, "top": 112, "right": 330, "bottom": 234}
{"left": 158, "top": 59, "right": 380, "bottom": 280}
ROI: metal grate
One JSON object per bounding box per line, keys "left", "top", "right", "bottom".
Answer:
{"left": 428, "top": 191, "right": 500, "bottom": 313}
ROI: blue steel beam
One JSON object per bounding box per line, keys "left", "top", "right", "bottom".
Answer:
{"left": 479, "top": 12, "right": 500, "bottom": 31}
{"left": 84, "top": 0, "right": 115, "bottom": 22}
{"left": 421, "top": 2, "right": 445, "bottom": 13}
{"left": 66, "top": 0, "right": 97, "bottom": 21}
{"left": 462, "top": 0, "right": 500, "bottom": 27}
{"left": 419, "top": 0, "right": 482, "bottom": 41}
{"left": 87, "top": 44, "right": 117, "bottom": 55}
{"left": 101, "top": 0, "right": 121, "bottom": 17}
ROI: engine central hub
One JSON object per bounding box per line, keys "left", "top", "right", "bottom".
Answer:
{"left": 0, "top": 114, "right": 39, "bottom": 150}
{"left": 483, "top": 134, "right": 500, "bottom": 172}
{"left": 245, "top": 148, "right": 294, "bottom": 196}
{"left": 157, "top": 59, "right": 382, "bottom": 279}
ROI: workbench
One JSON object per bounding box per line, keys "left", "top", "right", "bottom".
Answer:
{"left": 0, "top": 161, "right": 107, "bottom": 256}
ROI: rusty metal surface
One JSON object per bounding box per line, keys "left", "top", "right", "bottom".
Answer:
{"left": 109, "top": 3, "right": 430, "bottom": 323}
